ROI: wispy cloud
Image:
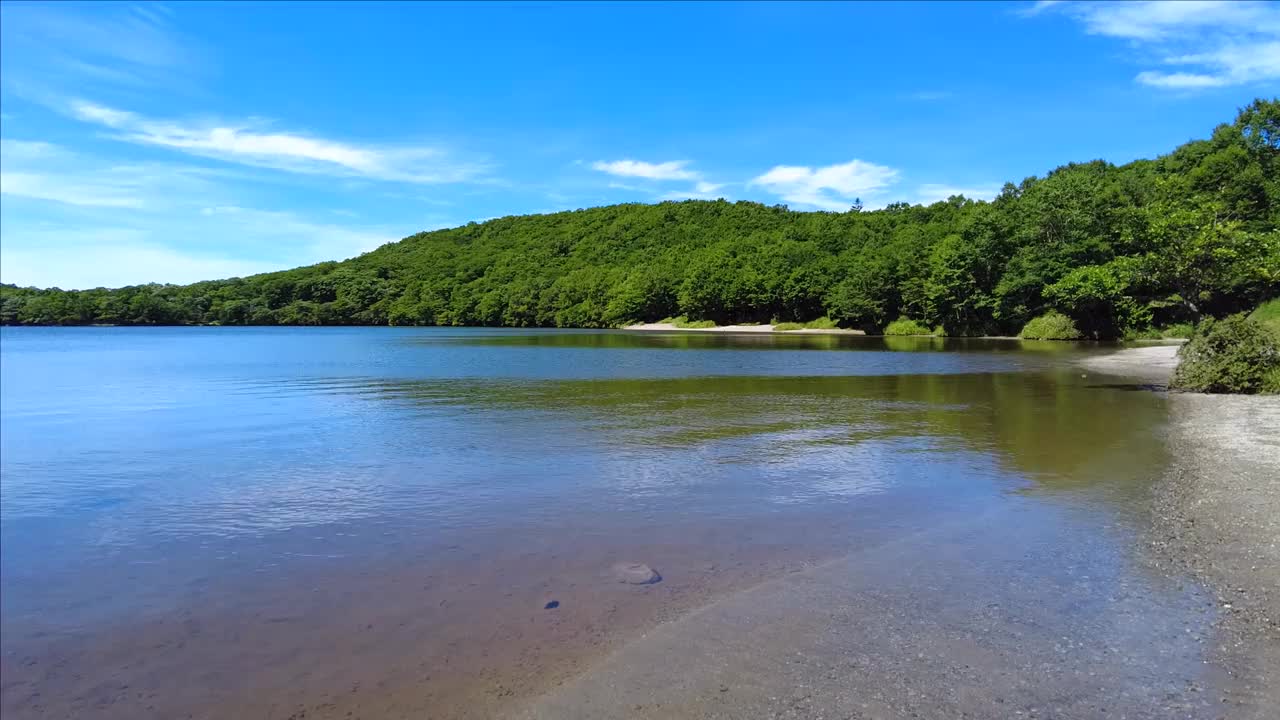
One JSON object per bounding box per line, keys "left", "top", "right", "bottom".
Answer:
{"left": 0, "top": 170, "right": 144, "bottom": 208}
{"left": 0, "top": 139, "right": 222, "bottom": 209}
{"left": 914, "top": 183, "right": 1002, "bottom": 205}
{"left": 0, "top": 239, "right": 283, "bottom": 290}
{"left": 591, "top": 159, "right": 700, "bottom": 181}
{"left": 65, "top": 100, "right": 489, "bottom": 184}
{"left": 750, "top": 160, "right": 899, "bottom": 211}
{"left": 0, "top": 207, "right": 402, "bottom": 289}
{"left": 659, "top": 181, "right": 728, "bottom": 201}
{"left": 0, "top": 2, "right": 200, "bottom": 91}
{"left": 1029, "top": 0, "right": 1280, "bottom": 89}
{"left": 0, "top": 140, "right": 414, "bottom": 288}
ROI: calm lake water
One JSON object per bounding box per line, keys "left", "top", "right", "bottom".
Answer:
{"left": 0, "top": 328, "right": 1214, "bottom": 719}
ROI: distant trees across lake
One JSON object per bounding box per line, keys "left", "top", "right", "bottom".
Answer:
{"left": 3, "top": 99, "right": 1277, "bottom": 340}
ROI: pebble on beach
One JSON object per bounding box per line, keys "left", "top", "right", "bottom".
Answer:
{"left": 612, "top": 562, "right": 662, "bottom": 585}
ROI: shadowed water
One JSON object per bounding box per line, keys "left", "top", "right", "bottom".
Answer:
{"left": 0, "top": 327, "right": 1211, "bottom": 719}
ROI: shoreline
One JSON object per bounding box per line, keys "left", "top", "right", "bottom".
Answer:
{"left": 622, "top": 322, "right": 866, "bottom": 335}
{"left": 512, "top": 344, "right": 1280, "bottom": 718}
{"left": 1147, "top": 394, "right": 1280, "bottom": 718}
{"left": 1084, "top": 342, "right": 1280, "bottom": 716}
{"left": 1076, "top": 342, "right": 1184, "bottom": 383}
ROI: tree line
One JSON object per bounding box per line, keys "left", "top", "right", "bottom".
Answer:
{"left": 3, "top": 99, "right": 1277, "bottom": 339}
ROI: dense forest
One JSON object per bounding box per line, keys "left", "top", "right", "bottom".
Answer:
{"left": 3, "top": 100, "right": 1277, "bottom": 338}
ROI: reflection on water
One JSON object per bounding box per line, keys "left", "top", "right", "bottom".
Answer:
{"left": 0, "top": 327, "right": 1188, "bottom": 719}
{"left": 2, "top": 328, "right": 1165, "bottom": 612}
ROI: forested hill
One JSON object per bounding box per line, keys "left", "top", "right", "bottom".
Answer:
{"left": 3, "top": 99, "right": 1277, "bottom": 338}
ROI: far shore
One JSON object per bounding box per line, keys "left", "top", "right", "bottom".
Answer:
{"left": 623, "top": 322, "right": 866, "bottom": 335}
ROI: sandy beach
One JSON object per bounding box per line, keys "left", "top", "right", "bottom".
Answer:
{"left": 1077, "top": 342, "right": 1186, "bottom": 383}
{"left": 1051, "top": 342, "right": 1278, "bottom": 715}
{"left": 1148, "top": 393, "right": 1280, "bottom": 718}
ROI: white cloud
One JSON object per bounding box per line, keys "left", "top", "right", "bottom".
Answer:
{"left": 0, "top": 209, "right": 400, "bottom": 289}
{"left": 915, "top": 184, "right": 1002, "bottom": 205}
{"left": 659, "top": 181, "right": 728, "bottom": 201}
{"left": 0, "top": 139, "right": 222, "bottom": 209}
{"left": 1032, "top": 1, "right": 1280, "bottom": 89}
{"left": 1021, "top": 1, "right": 1063, "bottom": 16}
{"left": 750, "top": 160, "right": 899, "bottom": 211}
{"left": 591, "top": 159, "right": 699, "bottom": 181}
{"left": 0, "top": 140, "right": 412, "bottom": 288}
{"left": 1135, "top": 71, "right": 1227, "bottom": 88}
{"left": 66, "top": 100, "right": 488, "bottom": 183}
{"left": 0, "top": 240, "right": 282, "bottom": 289}
{"left": 1063, "top": 1, "right": 1277, "bottom": 41}
{"left": 0, "top": 170, "right": 144, "bottom": 208}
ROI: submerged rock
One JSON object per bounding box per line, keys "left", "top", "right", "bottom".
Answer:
{"left": 613, "top": 562, "right": 662, "bottom": 585}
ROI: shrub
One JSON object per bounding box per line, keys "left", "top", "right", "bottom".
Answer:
{"left": 1124, "top": 322, "right": 1194, "bottom": 340}
{"left": 883, "top": 317, "right": 934, "bottom": 336}
{"left": 1160, "top": 322, "right": 1195, "bottom": 339}
{"left": 803, "top": 316, "right": 838, "bottom": 330}
{"left": 1018, "top": 311, "right": 1082, "bottom": 340}
{"left": 659, "top": 315, "right": 717, "bottom": 329}
{"left": 676, "top": 317, "right": 716, "bottom": 329}
{"left": 774, "top": 317, "right": 839, "bottom": 332}
{"left": 1171, "top": 314, "right": 1280, "bottom": 394}
{"left": 1248, "top": 298, "right": 1280, "bottom": 337}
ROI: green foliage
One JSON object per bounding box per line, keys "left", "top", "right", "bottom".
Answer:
{"left": 1018, "top": 311, "right": 1083, "bottom": 340}
{"left": 3, "top": 100, "right": 1278, "bottom": 338}
{"left": 661, "top": 316, "right": 717, "bottom": 329}
{"left": 1044, "top": 260, "right": 1148, "bottom": 338}
{"left": 802, "top": 316, "right": 838, "bottom": 330}
{"left": 774, "top": 317, "right": 837, "bottom": 331}
{"left": 1248, "top": 297, "right": 1280, "bottom": 336}
{"left": 1123, "top": 323, "right": 1195, "bottom": 340}
{"left": 1171, "top": 314, "right": 1280, "bottom": 394}
{"left": 883, "top": 317, "right": 936, "bottom": 336}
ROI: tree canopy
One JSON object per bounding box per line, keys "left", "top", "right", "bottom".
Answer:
{"left": 4, "top": 99, "right": 1277, "bottom": 338}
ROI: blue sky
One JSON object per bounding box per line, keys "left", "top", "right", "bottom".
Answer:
{"left": 1, "top": 1, "right": 1277, "bottom": 289}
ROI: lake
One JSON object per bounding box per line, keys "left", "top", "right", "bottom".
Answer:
{"left": 0, "top": 327, "right": 1216, "bottom": 719}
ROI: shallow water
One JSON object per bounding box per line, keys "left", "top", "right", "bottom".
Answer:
{"left": 0, "top": 328, "right": 1212, "bottom": 718}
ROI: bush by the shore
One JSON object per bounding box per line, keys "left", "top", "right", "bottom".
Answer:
{"left": 1123, "top": 322, "right": 1194, "bottom": 340}
{"left": 774, "top": 317, "right": 838, "bottom": 331}
{"left": 659, "top": 315, "right": 717, "bottom": 329}
{"left": 883, "top": 317, "right": 937, "bottom": 336}
{"left": 1248, "top": 298, "right": 1280, "bottom": 337}
{"left": 1018, "top": 312, "right": 1082, "bottom": 340}
{"left": 1171, "top": 314, "right": 1280, "bottom": 394}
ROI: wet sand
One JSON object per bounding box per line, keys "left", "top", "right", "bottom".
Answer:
{"left": 1146, "top": 394, "right": 1280, "bottom": 718}
{"left": 1077, "top": 342, "right": 1184, "bottom": 384}
{"left": 517, "top": 504, "right": 1214, "bottom": 719}
{"left": 0, "top": 509, "right": 925, "bottom": 720}
{"left": 1084, "top": 342, "right": 1280, "bottom": 716}
{"left": 513, "top": 344, "right": 1280, "bottom": 719}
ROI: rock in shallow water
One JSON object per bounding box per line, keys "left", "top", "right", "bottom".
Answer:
{"left": 613, "top": 562, "right": 662, "bottom": 585}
